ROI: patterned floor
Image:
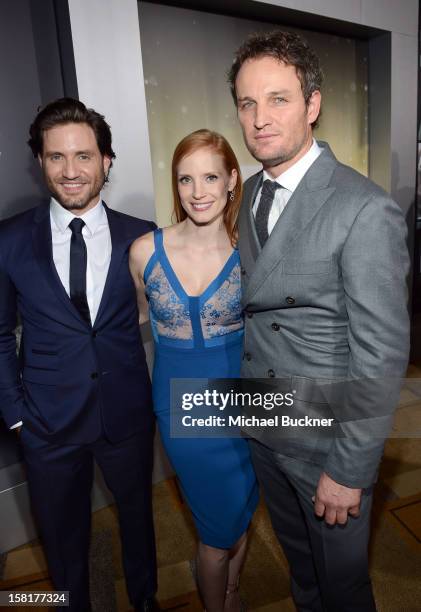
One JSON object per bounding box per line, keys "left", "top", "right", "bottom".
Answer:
{"left": 1, "top": 368, "right": 421, "bottom": 611}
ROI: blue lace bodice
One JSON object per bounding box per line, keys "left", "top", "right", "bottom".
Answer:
{"left": 144, "top": 229, "right": 243, "bottom": 349}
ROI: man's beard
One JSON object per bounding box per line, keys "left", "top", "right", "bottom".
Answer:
{"left": 48, "top": 173, "right": 106, "bottom": 211}
{"left": 60, "top": 198, "right": 92, "bottom": 211}
{"left": 247, "top": 140, "right": 304, "bottom": 169}
{"left": 244, "top": 125, "right": 311, "bottom": 169}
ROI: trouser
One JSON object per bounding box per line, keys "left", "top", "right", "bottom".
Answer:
{"left": 250, "top": 439, "right": 376, "bottom": 612}
{"left": 21, "top": 427, "right": 157, "bottom": 611}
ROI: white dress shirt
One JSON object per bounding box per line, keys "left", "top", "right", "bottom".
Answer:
{"left": 252, "top": 139, "right": 322, "bottom": 236}
{"left": 50, "top": 197, "right": 112, "bottom": 323}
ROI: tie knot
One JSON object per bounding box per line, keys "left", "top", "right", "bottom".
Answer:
{"left": 262, "top": 179, "right": 281, "bottom": 198}
{"left": 69, "top": 218, "right": 85, "bottom": 234}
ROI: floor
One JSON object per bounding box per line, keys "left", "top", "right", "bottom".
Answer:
{"left": 1, "top": 367, "right": 421, "bottom": 611}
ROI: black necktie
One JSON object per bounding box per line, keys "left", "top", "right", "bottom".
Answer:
{"left": 69, "top": 218, "right": 91, "bottom": 325}
{"left": 255, "top": 179, "right": 281, "bottom": 246}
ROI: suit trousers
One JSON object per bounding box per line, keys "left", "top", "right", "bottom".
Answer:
{"left": 249, "top": 439, "right": 376, "bottom": 612}
{"left": 21, "top": 427, "right": 157, "bottom": 611}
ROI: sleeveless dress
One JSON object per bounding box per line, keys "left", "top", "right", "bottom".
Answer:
{"left": 144, "top": 229, "right": 258, "bottom": 548}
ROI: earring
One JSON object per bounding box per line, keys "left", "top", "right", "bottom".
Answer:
{"left": 229, "top": 189, "right": 235, "bottom": 201}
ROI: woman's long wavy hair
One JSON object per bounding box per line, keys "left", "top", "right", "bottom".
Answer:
{"left": 172, "top": 129, "right": 242, "bottom": 246}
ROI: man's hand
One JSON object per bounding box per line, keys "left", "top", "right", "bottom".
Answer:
{"left": 313, "top": 471, "right": 362, "bottom": 525}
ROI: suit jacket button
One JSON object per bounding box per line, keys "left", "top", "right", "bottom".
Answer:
{"left": 241, "top": 267, "right": 246, "bottom": 275}
{"left": 286, "top": 296, "right": 295, "bottom": 305}
{"left": 245, "top": 352, "right": 252, "bottom": 361}
{"left": 271, "top": 323, "right": 280, "bottom": 331}
{"left": 91, "top": 372, "right": 99, "bottom": 379}
{"left": 246, "top": 311, "right": 253, "bottom": 318}
{"left": 92, "top": 330, "right": 98, "bottom": 338}
{"left": 267, "top": 369, "right": 275, "bottom": 378}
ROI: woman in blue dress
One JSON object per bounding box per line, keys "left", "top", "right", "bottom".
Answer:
{"left": 130, "top": 130, "right": 258, "bottom": 611}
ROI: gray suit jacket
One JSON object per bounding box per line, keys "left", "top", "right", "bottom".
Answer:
{"left": 239, "top": 142, "right": 410, "bottom": 488}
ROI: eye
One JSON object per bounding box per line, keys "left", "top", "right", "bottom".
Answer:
{"left": 50, "top": 154, "right": 62, "bottom": 161}
{"left": 179, "top": 176, "right": 191, "bottom": 185}
{"left": 239, "top": 100, "right": 254, "bottom": 110}
{"left": 206, "top": 174, "right": 218, "bottom": 183}
{"left": 273, "top": 96, "right": 286, "bottom": 104}
{"left": 78, "top": 154, "right": 91, "bottom": 160}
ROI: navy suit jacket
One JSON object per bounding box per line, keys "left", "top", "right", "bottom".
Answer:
{"left": 0, "top": 201, "right": 155, "bottom": 444}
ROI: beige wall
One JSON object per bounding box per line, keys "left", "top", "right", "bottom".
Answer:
{"left": 139, "top": 2, "right": 369, "bottom": 227}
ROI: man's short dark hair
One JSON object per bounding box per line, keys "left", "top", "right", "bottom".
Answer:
{"left": 28, "top": 97, "right": 116, "bottom": 170}
{"left": 228, "top": 30, "right": 323, "bottom": 125}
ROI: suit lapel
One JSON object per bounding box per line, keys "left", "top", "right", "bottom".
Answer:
{"left": 238, "top": 172, "right": 262, "bottom": 281}
{"left": 242, "top": 143, "right": 338, "bottom": 305}
{"left": 94, "top": 205, "right": 129, "bottom": 326}
{"left": 32, "top": 204, "right": 88, "bottom": 326}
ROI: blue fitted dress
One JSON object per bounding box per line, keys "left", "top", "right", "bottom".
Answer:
{"left": 144, "top": 229, "right": 258, "bottom": 548}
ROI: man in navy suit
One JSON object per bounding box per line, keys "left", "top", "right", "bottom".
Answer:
{"left": 0, "top": 98, "right": 159, "bottom": 611}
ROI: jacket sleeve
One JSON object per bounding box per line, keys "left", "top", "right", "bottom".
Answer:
{"left": 0, "top": 248, "right": 25, "bottom": 428}
{"left": 323, "top": 193, "right": 410, "bottom": 488}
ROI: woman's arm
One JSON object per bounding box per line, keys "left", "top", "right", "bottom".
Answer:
{"left": 129, "top": 231, "right": 155, "bottom": 325}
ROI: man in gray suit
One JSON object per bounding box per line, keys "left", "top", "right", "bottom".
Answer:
{"left": 229, "top": 31, "right": 410, "bottom": 611}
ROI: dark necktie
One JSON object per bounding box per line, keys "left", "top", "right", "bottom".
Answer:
{"left": 69, "top": 218, "right": 91, "bottom": 325}
{"left": 255, "top": 179, "right": 281, "bottom": 246}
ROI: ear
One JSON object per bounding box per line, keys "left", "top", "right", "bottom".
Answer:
{"left": 37, "top": 154, "right": 43, "bottom": 168}
{"left": 306, "top": 90, "right": 321, "bottom": 125}
{"left": 228, "top": 168, "right": 238, "bottom": 192}
{"left": 103, "top": 155, "right": 112, "bottom": 175}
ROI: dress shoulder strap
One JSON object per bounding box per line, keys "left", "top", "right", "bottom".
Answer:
{"left": 153, "top": 227, "right": 164, "bottom": 253}
{"left": 143, "top": 228, "right": 163, "bottom": 283}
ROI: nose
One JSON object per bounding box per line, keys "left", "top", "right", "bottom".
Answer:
{"left": 254, "top": 103, "right": 271, "bottom": 130}
{"left": 192, "top": 181, "right": 205, "bottom": 200}
{"left": 62, "top": 158, "right": 79, "bottom": 179}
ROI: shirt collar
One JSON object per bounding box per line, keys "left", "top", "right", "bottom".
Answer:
{"left": 263, "top": 139, "right": 322, "bottom": 193}
{"left": 50, "top": 197, "right": 105, "bottom": 236}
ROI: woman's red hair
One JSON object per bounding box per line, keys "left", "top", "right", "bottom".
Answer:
{"left": 172, "top": 129, "right": 243, "bottom": 245}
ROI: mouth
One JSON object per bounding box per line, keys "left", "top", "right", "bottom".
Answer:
{"left": 59, "top": 182, "right": 87, "bottom": 193}
{"left": 191, "top": 202, "right": 213, "bottom": 212}
{"left": 254, "top": 133, "right": 278, "bottom": 141}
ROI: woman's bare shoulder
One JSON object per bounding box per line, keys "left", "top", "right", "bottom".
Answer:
{"left": 130, "top": 229, "right": 155, "bottom": 259}
{"left": 129, "top": 231, "right": 157, "bottom": 280}
{"left": 161, "top": 222, "right": 183, "bottom": 247}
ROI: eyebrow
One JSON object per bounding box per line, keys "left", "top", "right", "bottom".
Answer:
{"left": 268, "top": 89, "right": 291, "bottom": 96}
{"left": 44, "top": 149, "right": 95, "bottom": 156}
{"left": 178, "top": 171, "right": 221, "bottom": 176}
{"left": 237, "top": 89, "right": 291, "bottom": 101}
